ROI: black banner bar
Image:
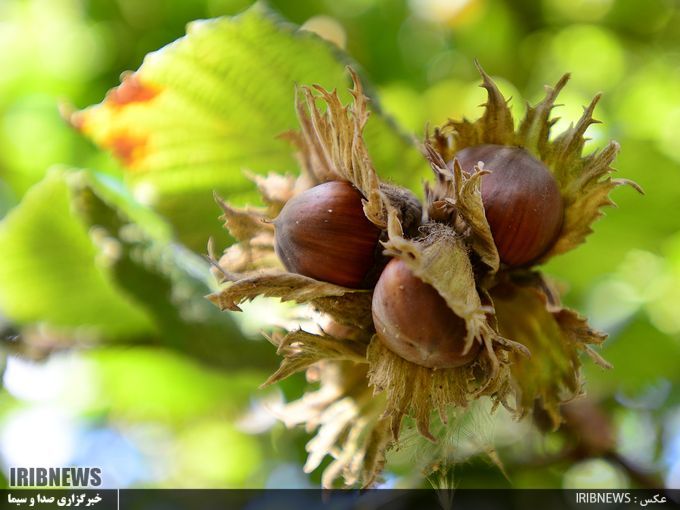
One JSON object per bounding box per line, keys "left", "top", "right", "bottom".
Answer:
{"left": 2, "top": 489, "right": 679, "bottom": 510}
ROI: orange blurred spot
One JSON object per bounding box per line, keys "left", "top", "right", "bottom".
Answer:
{"left": 107, "top": 73, "right": 159, "bottom": 107}
{"left": 108, "top": 134, "right": 147, "bottom": 167}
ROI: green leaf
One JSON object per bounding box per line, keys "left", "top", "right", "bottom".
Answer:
{"left": 71, "top": 170, "right": 276, "bottom": 370}
{"left": 70, "top": 3, "right": 426, "bottom": 250}
{"left": 0, "top": 168, "right": 276, "bottom": 370}
{"left": 0, "top": 170, "right": 156, "bottom": 338}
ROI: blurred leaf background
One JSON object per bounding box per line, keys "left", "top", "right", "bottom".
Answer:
{"left": 0, "top": 0, "right": 679, "bottom": 489}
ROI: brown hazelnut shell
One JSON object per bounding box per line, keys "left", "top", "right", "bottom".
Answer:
{"left": 453, "top": 144, "right": 564, "bottom": 267}
{"left": 372, "top": 258, "right": 480, "bottom": 368}
{"left": 274, "top": 180, "right": 381, "bottom": 288}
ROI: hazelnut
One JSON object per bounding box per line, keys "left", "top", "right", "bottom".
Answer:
{"left": 453, "top": 144, "right": 564, "bottom": 267}
{"left": 372, "top": 258, "right": 480, "bottom": 368}
{"left": 274, "top": 180, "right": 381, "bottom": 288}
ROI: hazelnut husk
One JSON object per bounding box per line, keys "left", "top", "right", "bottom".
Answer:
{"left": 372, "top": 258, "right": 480, "bottom": 368}
{"left": 207, "top": 64, "right": 638, "bottom": 487}
{"left": 453, "top": 144, "right": 564, "bottom": 267}
{"left": 274, "top": 180, "right": 381, "bottom": 288}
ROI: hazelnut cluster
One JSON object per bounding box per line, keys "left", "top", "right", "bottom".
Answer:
{"left": 208, "top": 66, "right": 640, "bottom": 487}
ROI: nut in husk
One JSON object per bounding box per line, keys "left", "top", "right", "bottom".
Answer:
{"left": 208, "top": 64, "right": 639, "bottom": 487}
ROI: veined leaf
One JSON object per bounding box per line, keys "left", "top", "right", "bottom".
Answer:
{"left": 73, "top": 170, "right": 275, "bottom": 370}
{"left": 70, "top": 4, "right": 426, "bottom": 250}
{"left": 0, "top": 170, "right": 155, "bottom": 338}
{"left": 0, "top": 169, "right": 274, "bottom": 369}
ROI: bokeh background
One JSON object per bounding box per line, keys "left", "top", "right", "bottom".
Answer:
{"left": 0, "top": 0, "right": 679, "bottom": 489}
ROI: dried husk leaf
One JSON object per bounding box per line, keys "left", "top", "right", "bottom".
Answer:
{"left": 517, "top": 74, "right": 569, "bottom": 157}
{"left": 279, "top": 361, "right": 392, "bottom": 488}
{"left": 261, "top": 329, "right": 367, "bottom": 387}
{"left": 382, "top": 209, "right": 519, "bottom": 356}
{"left": 214, "top": 192, "right": 273, "bottom": 242}
{"left": 366, "top": 337, "right": 513, "bottom": 442}
{"left": 430, "top": 63, "right": 640, "bottom": 263}
{"left": 208, "top": 269, "right": 361, "bottom": 310}
{"left": 312, "top": 292, "right": 375, "bottom": 330}
{"left": 244, "top": 170, "right": 301, "bottom": 216}
{"left": 394, "top": 398, "right": 524, "bottom": 483}
{"left": 208, "top": 266, "right": 375, "bottom": 330}
{"left": 491, "top": 273, "right": 610, "bottom": 428}
{"left": 368, "top": 210, "right": 527, "bottom": 440}
{"left": 293, "top": 68, "right": 398, "bottom": 229}
{"left": 538, "top": 139, "right": 642, "bottom": 260}
{"left": 423, "top": 143, "right": 499, "bottom": 273}
{"left": 214, "top": 238, "right": 278, "bottom": 274}
{"left": 430, "top": 62, "right": 515, "bottom": 160}
{"left": 210, "top": 192, "right": 278, "bottom": 273}
{"left": 524, "top": 84, "right": 642, "bottom": 259}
